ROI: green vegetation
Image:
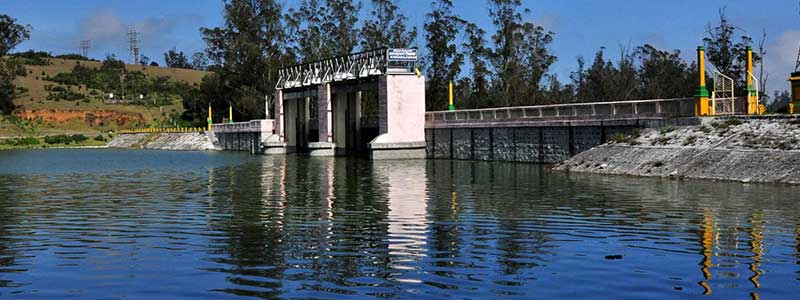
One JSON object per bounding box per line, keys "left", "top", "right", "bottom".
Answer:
{"left": 609, "top": 129, "right": 641, "bottom": 145}
{"left": 43, "top": 134, "right": 87, "bottom": 145}
{"left": 0, "top": 133, "right": 106, "bottom": 150}
{"left": 8, "top": 50, "right": 51, "bottom": 66}
{"left": 659, "top": 126, "right": 676, "bottom": 135}
{"left": 45, "top": 56, "right": 193, "bottom": 105}
{"left": 1, "top": 136, "right": 39, "bottom": 146}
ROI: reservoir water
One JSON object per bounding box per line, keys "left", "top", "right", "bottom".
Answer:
{"left": 0, "top": 149, "right": 798, "bottom": 299}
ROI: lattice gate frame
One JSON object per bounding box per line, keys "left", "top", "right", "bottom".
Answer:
{"left": 712, "top": 71, "right": 736, "bottom": 115}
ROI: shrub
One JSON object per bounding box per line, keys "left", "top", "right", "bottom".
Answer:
{"left": 682, "top": 136, "right": 698, "bottom": 146}
{"left": 44, "top": 134, "right": 71, "bottom": 144}
{"left": 43, "top": 134, "right": 87, "bottom": 145}
{"left": 70, "top": 134, "right": 87, "bottom": 142}
{"left": 94, "top": 134, "right": 107, "bottom": 142}
{"left": 659, "top": 126, "right": 675, "bottom": 135}
{"left": 1, "top": 137, "right": 40, "bottom": 146}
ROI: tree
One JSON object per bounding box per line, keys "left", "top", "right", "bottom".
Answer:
{"left": 424, "top": 0, "right": 464, "bottom": 111}
{"left": 199, "top": 0, "right": 290, "bottom": 121}
{"left": 323, "top": 0, "right": 361, "bottom": 56}
{"left": 635, "top": 44, "right": 695, "bottom": 100}
{"left": 461, "top": 22, "right": 491, "bottom": 108}
{"left": 487, "top": 0, "right": 555, "bottom": 106}
{"left": 139, "top": 55, "right": 151, "bottom": 66}
{"left": 149, "top": 61, "right": 159, "bottom": 67}
{"left": 286, "top": 0, "right": 326, "bottom": 62}
{"left": 164, "top": 49, "right": 192, "bottom": 69}
{"left": 191, "top": 52, "right": 208, "bottom": 70}
{"left": 360, "top": 0, "right": 417, "bottom": 49}
{"left": 0, "top": 14, "right": 31, "bottom": 115}
{"left": 703, "top": 9, "right": 759, "bottom": 94}
{"left": 768, "top": 90, "right": 790, "bottom": 113}
{"left": 575, "top": 47, "right": 638, "bottom": 102}
{"left": 0, "top": 15, "right": 30, "bottom": 57}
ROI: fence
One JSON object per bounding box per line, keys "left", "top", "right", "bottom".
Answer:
{"left": 118, "top": 127, "right": 206, "bottom": 134}
{"left": 211, "top": 119, "right": 274, "bottom": 133}
{"left": 426, "top": 98, "right": 696, "bottom": 125}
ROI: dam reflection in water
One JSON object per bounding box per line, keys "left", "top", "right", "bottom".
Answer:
{"left": 0, "top": 150, "right": 799, "bottom": 299}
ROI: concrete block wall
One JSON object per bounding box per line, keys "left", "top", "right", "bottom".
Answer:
{"left": 426, "top": 125, "right": 638, "bottom": 164}
{"left": 216, "top": 132, "right": 262, "bottom": 153}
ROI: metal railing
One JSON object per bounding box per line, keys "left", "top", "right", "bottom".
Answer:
{"left": 119, "top": 127, "right": 206, "bottom": 134}
{"left": 425, "top": 98, "right": 696, "bottom": 124}
{"left": 211, "top": 119, "right": 274, "bottom": 133}
{"left": 275, "top": 48, "right": 418, "bottom": 89}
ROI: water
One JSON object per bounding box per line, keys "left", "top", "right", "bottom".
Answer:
{"left": 0, "top": 149, "right": 798, "bottom": 299}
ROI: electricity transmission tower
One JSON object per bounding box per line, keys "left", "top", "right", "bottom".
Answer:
{"left": 79, "top": 40, "right": 90, "bottom": 58}
{"left": 127, "top": 28, "right": 141, "bottom": 65}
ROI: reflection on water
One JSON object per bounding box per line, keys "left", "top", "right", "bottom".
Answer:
{"left": 0, "top": 149, "right": 799, "bottom": 299}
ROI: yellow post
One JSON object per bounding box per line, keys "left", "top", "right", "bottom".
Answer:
{"left": 695, "top": 46, "right": 711, "bottom": 116}
{"left": 228, "top": 102, "right": 233, "bottom": 124}
{"left": 789, "top": 72, "right": 800, "bottom": 114}
{"left": 448, "top": 81, "right": 455, "bottom": 111}
{"left": 207, "top": 103, "right": 212, "bottom": 131}
{"left": 746, "top": 47, "right": 758, "bottom": 115}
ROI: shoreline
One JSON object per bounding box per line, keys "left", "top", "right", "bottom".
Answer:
{"left": 556, "top": 118, "right": 800, "bottom": 185}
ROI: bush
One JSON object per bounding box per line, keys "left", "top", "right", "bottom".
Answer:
{"left": 70, "top": 134, "right": 87, "bottom": 142}
{"left": 94, "top": 134, "right": 107, "bottom": 142}
{"left": 1, "top": 137, "right": 40, "bottom": 146}
{"left": 44, "top": 134, "right": 72, "bottom": 144}
{"left": 43, "top": 134, "right": 87, "bottom": 145}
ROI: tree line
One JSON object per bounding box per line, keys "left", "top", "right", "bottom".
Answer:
{"left": 0, "top": 2, "right": 777, "bottom": 123}
{"left": 178, "top": 0, "right": 770, "bottom": 123}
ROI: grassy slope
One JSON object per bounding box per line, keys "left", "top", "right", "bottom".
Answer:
{"left": 2, "top": 58, "right": 208, "bottom": 137}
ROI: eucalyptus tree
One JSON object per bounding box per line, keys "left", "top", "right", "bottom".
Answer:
{"left": 200, "top": 0, "right": 289, "bottom": 120}
{"left": 423, "top": 0, "right": 464, "bottom": 111}
{"left": 0, "top": 14, "right": 30, "bottom": 114}
{"left": 487, "top": 0, "right": 555, "bottom": 106}
{"left": 360, "top": 0, "right": 417, "bottom": 50}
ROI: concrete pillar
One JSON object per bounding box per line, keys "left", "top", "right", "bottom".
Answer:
{"left": 352, "top": 91, "right": 362, "bottom": 151}
{"left": 369, "top": 74, "right": 427, "bottom": 159}
{"left": 318, "top": 83, "right": 333, "bottom": 143}
{"left": 309, "top": 83, "right": 336, "bottom": 156}
{"left": 275, "top": 89, "right": 284, "bottom": 142}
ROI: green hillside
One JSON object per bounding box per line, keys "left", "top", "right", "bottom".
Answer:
{"left": 1, "top": 53, "right": 208, "bottom": 137}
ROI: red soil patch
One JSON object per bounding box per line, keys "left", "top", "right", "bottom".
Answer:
{"left": 16, "top": 109, "right": 146, "bottom": 127}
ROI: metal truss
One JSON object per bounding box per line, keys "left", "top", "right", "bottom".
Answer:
{"left": 276, "top": 48, "right": 416, "bottom": 89}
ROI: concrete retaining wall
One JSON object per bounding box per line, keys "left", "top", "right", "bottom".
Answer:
{"left": 556, "top": 145, "right": 800, "bottom": 184}
{"left": 426, "top": 125, "right": 639, "bottom": 163}
{"left": 108, "top": 132, "right": 219, "bottom": 151}
{"left": 215, "top": 132, "right": 262, "bottom": 153}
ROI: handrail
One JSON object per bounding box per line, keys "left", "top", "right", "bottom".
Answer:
{"left": 426, "top": 98, "right": 692, "bottom": 114}
{"left": 119, "top": 127, "right": 206, "bottom": 134}
{"left": 275, "top": 48, "right": 418, "bottom": 90}
{"left": 425, "top": 98, "right": 696, "bottom": 123}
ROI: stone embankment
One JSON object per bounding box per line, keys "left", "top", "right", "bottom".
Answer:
{"left": 556, "top": 117, "right": 800, "bottom": 184}
{"left": 107, "top": 132, "right": 220, "bottom": 151}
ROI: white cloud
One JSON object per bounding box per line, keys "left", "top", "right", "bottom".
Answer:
{"left": 763, "top": 29, "right": 800, "bottom": 94}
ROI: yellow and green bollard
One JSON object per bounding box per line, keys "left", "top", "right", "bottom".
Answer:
{"left": 448, "top": 81, "right": 455, "bottom": 111}
{"left": 207, "top": 103, "right": 213, "bottom": 131}
{"left": 695, "top": 46, "right": 711, "bottom": 116}
{"left": 746, "top": 46, "right": 759, "bottom": 115}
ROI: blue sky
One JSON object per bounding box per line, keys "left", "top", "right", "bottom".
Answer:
{"left": 3, "top": 0, "right": 799, "bottom": 94}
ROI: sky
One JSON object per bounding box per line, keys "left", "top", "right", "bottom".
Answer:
{"left": 3, "top": 0, "right": 799, "bottom": 95}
